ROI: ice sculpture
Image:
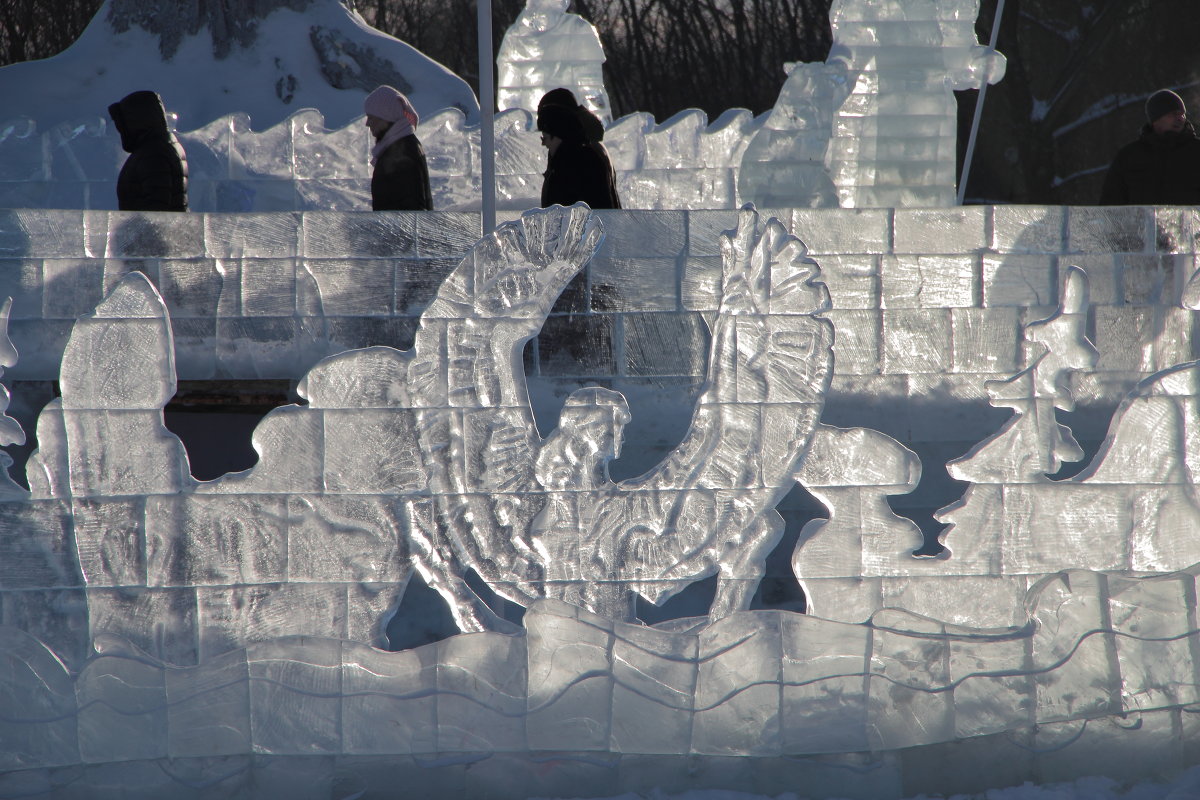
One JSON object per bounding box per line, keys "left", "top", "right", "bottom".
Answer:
{"left": 943, "top": 266, "right": 1097, "bottom": 489}
{"left": 2, "top": 205, "right": 1200, "bottom": 795}
{"left": 0, "top": 298, "right": 25, "bottom": 499}
{"left": 792, "top": 424, "right": 926, "bottom": 618}
{"left": 935, "top": 266, "right": 1100, "bottom": 572}
{"left": 737, "top": 58, "right": 851, "bottom": 208}
{"left": 14, "top": 205, "right": 831, "bottom": 662}
{"left": 740, "top": 0, "right": 1007, "bottom": 209}
{"left": 497, "top": 0, "right": 613, "bottom": 124}
{"left": 408, "top": 205, "right": 832, "bottom": 623}
{"left": 0, "top": 0, "right": 1009, "bottom": 212}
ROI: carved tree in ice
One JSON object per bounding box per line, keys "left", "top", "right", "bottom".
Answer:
{"left": 935, "top": 266, "right": 1097, "bottom": 556}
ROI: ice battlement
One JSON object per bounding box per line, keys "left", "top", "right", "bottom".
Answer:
{"left": 0, "top": 106, "right": 762, "bottom": 212}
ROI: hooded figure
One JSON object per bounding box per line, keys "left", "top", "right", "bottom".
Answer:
{"left": 536, "top": 88, "right": 620, "bottom": 209}
{"left": 1101, "top": 89, "right": 1200, "bottom": 205}
{"left": 364, "top": 86, "right": 433, "bottom": 211}
{"left": 107, "top": 90, "right": 188, "bottom": 212}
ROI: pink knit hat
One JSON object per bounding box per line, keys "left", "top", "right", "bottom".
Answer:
{"left": 364, "top": 86, "right": 419, "bottom": 128}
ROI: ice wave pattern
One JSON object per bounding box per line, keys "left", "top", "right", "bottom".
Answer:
{"left": 4, "top": 571, "right": 1200, "bottom": 770}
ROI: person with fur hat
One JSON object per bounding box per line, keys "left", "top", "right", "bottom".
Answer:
{"left": 364, "top": 85, "right": 432, "bottom": 211}
{"left": 107, "top": 90, "right": 188, "bottom": 212}
{"left": 537, "top": 89, "right": 620, "bottom": 209}
{"left": 1100, "top": 88, "right": 1200, "bottom": 205}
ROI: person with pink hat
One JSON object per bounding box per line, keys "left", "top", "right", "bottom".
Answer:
{"left": 363, "top": 85, "right": 432, "bottom": 211}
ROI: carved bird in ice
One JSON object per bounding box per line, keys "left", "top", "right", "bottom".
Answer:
{"left": 407, "top": 204, "right": 834, "bottom": 625}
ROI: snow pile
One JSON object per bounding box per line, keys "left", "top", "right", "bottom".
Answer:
{"left": 0, "top": 0, "right": 478, "bottom": 132}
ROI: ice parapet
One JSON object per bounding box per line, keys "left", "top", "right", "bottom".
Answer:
{"left": 497, "top": 0, "right": 613, "bottom": 124}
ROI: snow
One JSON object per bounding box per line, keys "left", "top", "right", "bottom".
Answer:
{"left": 0, "top": 0, "right": 479, "bottom": 131}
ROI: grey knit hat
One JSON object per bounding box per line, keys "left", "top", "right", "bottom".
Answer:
{"left": 1146, "top": 89, "right": 1186, "bottom": 122}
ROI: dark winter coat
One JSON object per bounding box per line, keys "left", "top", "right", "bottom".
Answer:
{"left": 541, "top": 141, "right": 621, "bottom": 210}
{"left": 371, "top": 133, "right": 433, "bottom": 211}
{"left": 107, "top": 91, "right": 188, "bottom": 212}
{"left": 1100, "top": 122, "right": 1200, "bottom": 205}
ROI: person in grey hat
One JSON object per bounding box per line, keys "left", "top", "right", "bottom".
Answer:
{"left": 1100, "top": 88, "right": 1200, "bottom": 204}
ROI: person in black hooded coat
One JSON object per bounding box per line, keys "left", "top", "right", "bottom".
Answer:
{"left": 1100, "top": 89, "right": 1200, "bottom": 205}
{"left": 537, "top": 89, "right": 620, "bottom": 209}
{"left": 107, "top": 90, "right": 188, "bottom": 212}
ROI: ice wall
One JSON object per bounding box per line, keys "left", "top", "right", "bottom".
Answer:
{"left": 0, "top": 107, "right": 760, "bottom": 212}
{"left": 1, "top": 204, "right": 1200, "bottom": 797}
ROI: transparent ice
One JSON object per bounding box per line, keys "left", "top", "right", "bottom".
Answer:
{"left": 740, "top": 0, "right": 1006, "bottom": 209}
{"left": 496, "top": 0, "right": 613, "bottom": 124}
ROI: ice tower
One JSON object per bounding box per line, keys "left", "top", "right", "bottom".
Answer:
{"left": 496, "top": 0, "right": 613, "bottom": 123}
{"left": 740, "top": 0, "right": 1006, "bottom": 209}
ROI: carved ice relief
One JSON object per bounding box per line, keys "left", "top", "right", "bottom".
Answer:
{"left": 408, "top": 205, "right": 834, "bottom": 623}
{"left": 0, "top": 298, "right": 26, "bottom": 499}
{"left": 792, "top": 424, "right": 925, "bottom": 597}
{"left": 16, "top": 205, "right": 833, "bottom": 659}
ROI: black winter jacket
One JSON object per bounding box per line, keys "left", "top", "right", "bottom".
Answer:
{"left": 1100, "top": 122, "right": 1200, "bottom": 205}
{"left": 541, "top": 141, "right": 621, "bottom": 210}
{"left": 108, "top": 91, "right": 188, "bottom": 212}
{"left": 371, "top": 133, "right": 433, "bottom": 211}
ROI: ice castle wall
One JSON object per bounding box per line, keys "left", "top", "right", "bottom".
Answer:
{"left": 1, "top": 204, "right": 1189, "bottom": 398}
{"left": 2, "top": 205, "right": 1200, "bottom": 797}
{"left": 1, "top": 205, "right": 1197, "bottom": 629}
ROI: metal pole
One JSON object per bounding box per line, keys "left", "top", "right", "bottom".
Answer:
{"left": 957, "top": 0, "right": 1006, "bottom": 205}
{"left": 477, "top": 0, "right": 496, "bottom": 233}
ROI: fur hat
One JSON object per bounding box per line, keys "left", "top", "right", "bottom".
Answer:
{"left": 1146, "top": 89, "right": 1186, "bottom": 123}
